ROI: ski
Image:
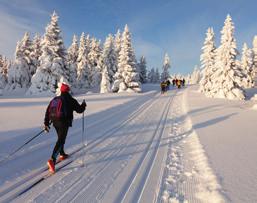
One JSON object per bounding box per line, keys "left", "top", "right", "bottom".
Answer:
{"left": 18, "top": 158, "right": 74, "bottom": 197}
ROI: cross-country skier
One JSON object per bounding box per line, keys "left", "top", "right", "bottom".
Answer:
{"left": 44, "top": 83, "right": 86, "bottom": 173}
{"left": 160, "top": 81, "right": 167, "bottom": 94}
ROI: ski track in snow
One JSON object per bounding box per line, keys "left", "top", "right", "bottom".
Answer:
{"left": 0, "top": 87, "right": 228, "bottom": 203}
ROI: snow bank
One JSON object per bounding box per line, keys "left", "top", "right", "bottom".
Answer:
{"left": 161, "top": 87, "right": 225, "bottom": 203}
{"left": 185, "top": 85, "right": 257, "bottom": 202}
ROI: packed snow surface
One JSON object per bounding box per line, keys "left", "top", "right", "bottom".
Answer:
{"left": 0, "top": 84, "right": 256, "bottom": 202}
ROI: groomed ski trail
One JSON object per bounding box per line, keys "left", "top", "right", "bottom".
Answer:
{"left": 0, "top": 90, "right": 159, "bottom": 202}
{"left": 15, "top": 90, "right": 174, "bottom": 203}
{"left": 0, "top": 87, "right": 227, "bottom": 203}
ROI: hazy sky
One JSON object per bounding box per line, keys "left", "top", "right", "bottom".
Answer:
{"left": 0, "top": 0, "right": 257, "bottom": 74}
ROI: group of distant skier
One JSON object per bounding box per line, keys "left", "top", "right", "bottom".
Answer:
{"left": 172, "top": 78, "right": 185, "bottom": 89}
{"left": 160, "top": 80, "right": 170, "bottom": 94}
{"left": 160, "top": 78, "right": 186, "bottom": 94}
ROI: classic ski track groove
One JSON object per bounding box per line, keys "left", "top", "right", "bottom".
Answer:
{"left": 64, "top": 97, "right": 160, "bottom": 202}
{"left": 137, "top": 91, "right": 176, "bottom": 203}
{"left": 53, "top": 112, "right": 154, "bottom": 202}
{"left": 115, "top": 91, "right": 175, "bottom": 203}
{"left": 0, "top": 91, "right": 159, "bottom": 202}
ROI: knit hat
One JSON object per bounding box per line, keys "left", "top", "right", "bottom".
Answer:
{"left": 60, "top": 83, "right": 70, "bottom": 93}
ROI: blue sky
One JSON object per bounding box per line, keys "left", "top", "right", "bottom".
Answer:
{"left": 0, "top": 0, "right": 257, "bottom": 74}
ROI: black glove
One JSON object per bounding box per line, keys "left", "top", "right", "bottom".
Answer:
{"left": 43, "top": 125, "right": 50, "bottom": 133}
{"left": 82, "top": 100, "right": 87, "bottom": 108}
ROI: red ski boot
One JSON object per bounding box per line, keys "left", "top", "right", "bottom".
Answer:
{"left": 47, "top": 159, "right": 55, "bottom": 173}
{"left": 59, "top": 154, "right": 69, "bottom": 161}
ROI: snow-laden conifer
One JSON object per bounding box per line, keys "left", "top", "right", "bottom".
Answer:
{"left": 147, "top": 68, "right": 155, "bottom": 83}
{"left": 0, "top": 55, "right": 7, "bottom": 90}
{"left": 114, "top": 29, "right": 122, "bottom": 61}
{"left": 20, "top": 32, "right": 35, "bottom": 78}
{"left": 27, "top": 11, "right": 68, "bottom": 95}
{"left": 0, "top": 55, "right": 5, "bottom": 76}
{"left": 209, "top": 15, "right": 245, "bottom": 100}
{"left": 252, "top": 36, "right": 257, "bottom": 85}
{"left": 240, "top": 43, "right": 254, "bottom": 88}
{"left": 102, "top": 34, "right": 117, "bottom": 84}
{"left": 161, "top": 53, "right": 171, "bottom": 81}
{"left": 67, "top": 35, "right": 79, "bottom": 87}
{"left": 7, "top": 32, "right": 33, "bottom": 90}
{"left": 30, "top": 34, "right": 42, "bottom": 75}
{"left": 155, "top": 68, "right": 160, "bottom": 83}
{"left": 113, "top": 25, "right": 141, "bottom": 93}
{"left": 199, "top": 27, "right": 216, "bottom": 93}
{"left": 189, "top": 66, "right": 201, "bottom": 84}
{"left": 138, "top": 56, "right": 147, "bottom": 83}
{"left": 0, "top": 55, "right": 4, "bottom": 69}
{"left": 147, "top": 68, "right": 160, "bottom": 83}
{"left": 185, "top": 74, "right": 191, "bottom": 85}
{"left": 88, "top": 38, "right": 102, "bottom": 87}
{"left": 112, "top": 32, "right": 124, "bottom": 92}
{"left": 77, "top": 32, "right": 90, "bottom": 90}
{"left": 100, "top": 66, "right": 111, "bottom": 93}
{"left": 2, "top": 56, "right": 10, "bottom": 77}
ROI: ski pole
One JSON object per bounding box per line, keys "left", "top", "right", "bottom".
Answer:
{"left": 81, "top": 99, "right": 86, "bottom": 167}
{"left": 0, "top": 129, "right": 45, "bottom": 164}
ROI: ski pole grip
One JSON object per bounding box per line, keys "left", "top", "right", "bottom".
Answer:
{"left": 82, "top": 99, "right": 87, "bottom": 108}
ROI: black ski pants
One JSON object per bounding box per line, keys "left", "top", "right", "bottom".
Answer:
{"left": 51, "top": 120, "right": 69, "bottom": 162}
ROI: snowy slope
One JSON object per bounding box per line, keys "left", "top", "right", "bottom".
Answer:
{"left": 0, "top": 84, "right": 256, "bottom": 202}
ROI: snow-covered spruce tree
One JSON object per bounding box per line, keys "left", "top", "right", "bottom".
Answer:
{"left": 0, "top": 55, "right": 3, "bottom": 69}
{"left": 199, "top": 27, "right": 216, "bottom": 94}
{"left": 189, "top": 66, "right": 201, "bottom": 84}
{"left": 185, "top": 74, "right": 191, "bottom": 85}
{"left": 100, "top": 65, "right": 111, "bottom": 93}
{"left": 1, "top": 56, "right": 10, "bottom": 77}
{"left": 147, "top": 68, "right": 160, "bottom": 83}
{"left": 102, "top": 34, "right": 118, "bottom": 84}
{"left": 27, "top": 11, "right": 68, "bottom": 95}
{"left": 20, "top": 32, "right": 35, "bottom": 79}
{"left": 0, "top": 54, "right": 5, "bottom": 75}
{"left": 147, "top": 68, "right": 155, "bottom": 83}
{"left": 138, "top": 56, "right": 147, "bottom": 83}
{"left": 77, "top": 32, "right": 90, "bottom": 90}
{"left": 209, "top": 14, "right": 245, "bottom": 100}
{"left": 114, "top": 29, "right": 122, "bottom": 61}
{"left": 67, "top": 35, "right": 79, "bottom": 87}
{"left": 240, "top": 43, "right": 254, "bottom": 88}
{"left": 88, "top": 38, "right": 102, "bottom": 88}
{"left": 114, "top": 25, "right": 141, "bottom": 93}
{"left": 0, "top": 55, "right": 7, "bottom": 90}
{"left": 155, "top": 68, "right": 160, "bottom": 83}
{"left": 112, "top": 30, "right": 123, "bottom": 92}
{"left": 252, "top": 36, "right": 257, "bottom": 85}
{"left": 7, "top": 32, "right": 33, "bottom": 90}
{"left": 30, "top": 34, "right": 42, "bottom": 76}
{"left": 161, "top": 53, "right": 171, "bottom": 81}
